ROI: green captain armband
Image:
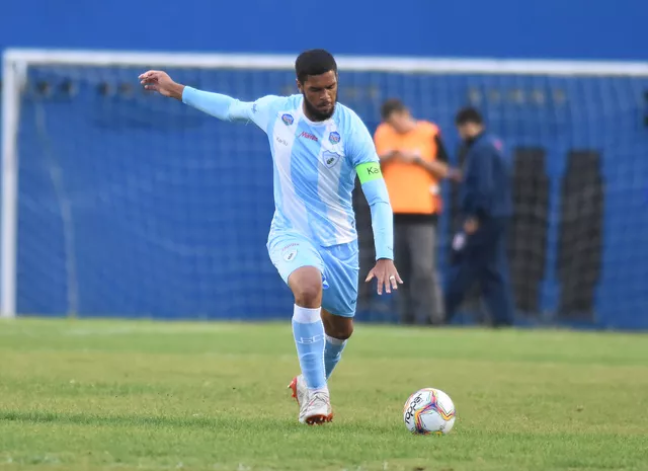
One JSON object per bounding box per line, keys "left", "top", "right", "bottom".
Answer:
{"left": 356, "top": 162, "right": 383, "bottom": 184}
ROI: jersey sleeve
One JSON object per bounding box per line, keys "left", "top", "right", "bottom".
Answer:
{"left": 228, "top": 94, "right": 280, "bottom": 133}
{"left": 345, "top": 111, "right": 380, "bottom": 167}
{"left": 182, "top": 86, "right": 279, "bottom": 134}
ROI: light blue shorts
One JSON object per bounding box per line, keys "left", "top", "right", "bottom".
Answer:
{"left": 268, "top": 233, "right": 359, "bottom": 317}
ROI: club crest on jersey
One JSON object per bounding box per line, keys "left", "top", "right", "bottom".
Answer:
{"left": 281, "top": 114, "right": 294, "bottom": 126}
{"left": 322, "top": 151, "right": 341, "bottom": 168}
{"left": 328, "top": 132, "right": 341, "bottom": 144}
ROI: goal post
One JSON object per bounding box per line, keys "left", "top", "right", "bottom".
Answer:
{"left": 1, "top": 52, "right": 23, "bottom": 318}
{"left": 2, "top": 48, "right": 648, "bottom": 327}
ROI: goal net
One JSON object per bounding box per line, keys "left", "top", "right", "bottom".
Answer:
{"left": 3, "top": 49, "right": 648, "bottom": 329}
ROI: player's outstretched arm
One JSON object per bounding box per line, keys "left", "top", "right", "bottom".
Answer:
{"left": 139, "top": 70, "right": 266, "bottom": 123}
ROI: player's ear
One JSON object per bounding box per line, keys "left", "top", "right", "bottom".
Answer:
{"left": 296, "top": 78, "right": 303, "bottom": 93}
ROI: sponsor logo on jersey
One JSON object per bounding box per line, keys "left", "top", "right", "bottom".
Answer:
{"left": 328, "top": 132, "right": 341, "bottom": 144}
{"left": 281, "top": 114, "right": 294, "bottom": 125}
{"left": 275, "top": 136, "right": 288, "bottom": 146}
{"left": 322, "top": 151, "right": 341, "bottom": 168}
{"left": 300, "top": 131, "right": 318, "bottom": 142}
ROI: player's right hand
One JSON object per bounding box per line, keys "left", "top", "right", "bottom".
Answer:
{"left": 139, "top": 70, "right": 184, "bottom": 100}
{"left": 365, "top": 258, "right": 403, "bottom": 295}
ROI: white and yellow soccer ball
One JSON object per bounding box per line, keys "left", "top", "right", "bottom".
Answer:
{"left": 403, "top": 388, "right": 456, "bottom": 435}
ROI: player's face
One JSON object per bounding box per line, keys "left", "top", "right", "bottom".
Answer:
{"left": 298, "top": 71, "right": 338, "bottom": 121}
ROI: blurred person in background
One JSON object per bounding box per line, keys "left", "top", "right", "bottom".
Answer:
{"left": 445, "top": 107, "right": 514, "bottom": 327}
{"left": 374, "top": 99, "right": 460, "bottom": 325}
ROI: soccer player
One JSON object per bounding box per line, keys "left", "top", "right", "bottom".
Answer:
{"left": 139, "top": 49, "right": 402, "bottom": 425}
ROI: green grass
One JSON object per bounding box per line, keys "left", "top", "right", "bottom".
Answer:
{"left": 0, "top": 318, "right": 647, "bottom": 471}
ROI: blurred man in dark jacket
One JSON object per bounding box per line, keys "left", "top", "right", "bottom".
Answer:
{"left": 445, "top": 107, "right": 515, "bottom": 327}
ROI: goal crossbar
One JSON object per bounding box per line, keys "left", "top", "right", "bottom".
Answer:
{"left": 4, "top": 48, "right": 648, "bottom": 76}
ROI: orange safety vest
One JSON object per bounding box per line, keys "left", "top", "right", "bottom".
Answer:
{"left": 374, "top": 121, "right": 442, "bottom": 215}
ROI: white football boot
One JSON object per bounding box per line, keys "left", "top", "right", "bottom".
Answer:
{"left": 288, "top": 375, "right": 333, "bottom": 425}
{"left": 288, "top": 375, "right": 308, "bottom": 409}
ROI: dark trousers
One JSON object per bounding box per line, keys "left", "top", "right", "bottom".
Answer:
{"left": 395, "top": 219, "right": 445, "bottom": 325}
{"left": 445, "top": 217, "right": 514, "bottom": 326}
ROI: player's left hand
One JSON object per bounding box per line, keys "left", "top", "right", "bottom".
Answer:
{"left": 365, "top": 259, "right": 403, "bottom": 295}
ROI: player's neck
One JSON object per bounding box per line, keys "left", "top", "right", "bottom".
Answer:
{"left": 301, "top": 102, "right": 333, "bottom": 124}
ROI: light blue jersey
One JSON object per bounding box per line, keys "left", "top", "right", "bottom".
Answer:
{"left": 182, "top": 87, "right": 393, "bottom": 261}
{"left": 246, "top": 94, "right": 376, "bottom": 247}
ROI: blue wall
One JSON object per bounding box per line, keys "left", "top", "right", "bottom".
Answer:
{"left": 2, "top": 0, "right": 647, "bottom": 60}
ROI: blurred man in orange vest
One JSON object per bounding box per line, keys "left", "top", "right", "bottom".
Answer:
{"left": 374, "top": 99, "right": 459, "bottom": 325}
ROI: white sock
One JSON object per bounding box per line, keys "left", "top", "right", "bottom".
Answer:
{"left": 291, "top": 304, "right": 327, "bottom": 391}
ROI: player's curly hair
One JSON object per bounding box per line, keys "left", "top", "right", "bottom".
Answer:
{"left": 295, "top": 49, "right": 337, "bottom": 84}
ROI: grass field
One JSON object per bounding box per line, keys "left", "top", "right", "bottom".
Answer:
{"left": 0, "top": 318, "right": 647, "bottom": 471}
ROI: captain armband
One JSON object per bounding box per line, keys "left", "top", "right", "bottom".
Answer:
{"left": 356, "top": 162, "right": 383, "bottom": 184}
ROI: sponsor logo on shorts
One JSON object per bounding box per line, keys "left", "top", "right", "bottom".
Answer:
{"left": 284, "top": 250, "right": 297, "bottom": 262}
{"left": 282, "top": 243, "right": 299, "bottom": 262}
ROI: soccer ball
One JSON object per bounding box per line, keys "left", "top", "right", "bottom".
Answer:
{"left": 403, "top": 388, "right": 456, "bottom": 435}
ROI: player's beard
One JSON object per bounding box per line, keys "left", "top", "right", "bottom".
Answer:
{"left": 302, "top": 93, "right": 336, "bottom": 121}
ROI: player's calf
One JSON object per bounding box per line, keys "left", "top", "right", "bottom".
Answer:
{"left": 288, "top": 266, "right": 329, "bottom": 420}
{"left": 321, "top": 309, "right": 354, "bottom": 340}
{"left": 321, "top": 310, "right": 353, "bottom": 379}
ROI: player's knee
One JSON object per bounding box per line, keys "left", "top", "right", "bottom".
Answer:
{"left": 326, "top": 316, "right": 354, "bottom": 340}
{"left": 331, "top": 322, "right": 353, "bottom": 340}
{"left": 289, "top": 267, "right": 323, "bottom": 308}
{"left": 293, "top": 284, "right": 322, "bottom": 308}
